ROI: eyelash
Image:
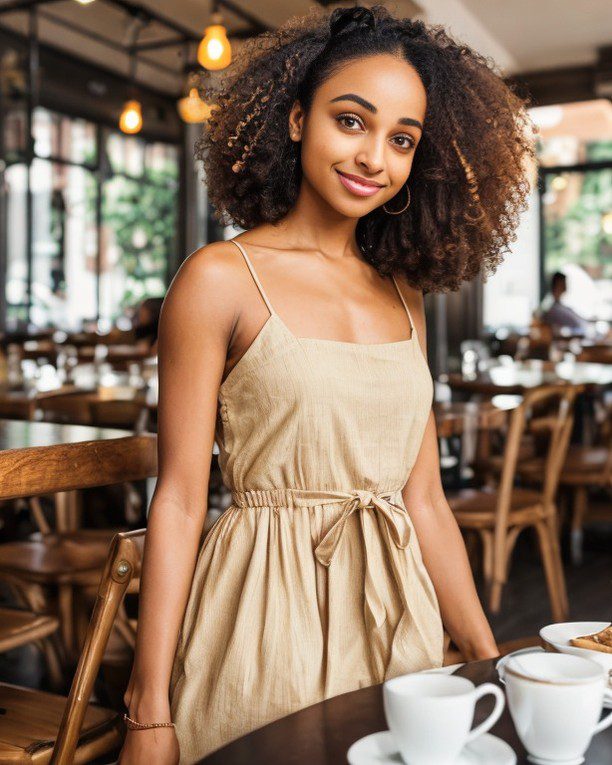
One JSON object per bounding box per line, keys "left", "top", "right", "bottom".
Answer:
{"left": 335, "top": 112, "right": 416, "bottom": 150}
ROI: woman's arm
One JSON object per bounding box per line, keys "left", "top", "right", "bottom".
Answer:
{"left": 399, "top": 285, "right": 499, "bottom": 661}
{"left": 120, "top": 242, "right": 240, "bottom": 757}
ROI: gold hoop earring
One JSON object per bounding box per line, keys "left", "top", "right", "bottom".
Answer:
{"left": 383, "top": 185, "right": 410, "bottom": 215}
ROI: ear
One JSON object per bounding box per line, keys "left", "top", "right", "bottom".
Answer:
{"left": 288, "top": 99, "right": 305, "bottom": 141}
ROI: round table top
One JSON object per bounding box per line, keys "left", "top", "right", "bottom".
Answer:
{"left": 197, "top": 658, "right": 612, "bottom": 764}
{"left": 447, "top": 359, "right": 612, "bottom": 394}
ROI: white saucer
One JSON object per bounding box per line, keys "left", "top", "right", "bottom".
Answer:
{"left": 526, "top": 755, "right": 584, "bottom": 765}
{"left": 347, "top": 730, "right": 516, "bottom": 764}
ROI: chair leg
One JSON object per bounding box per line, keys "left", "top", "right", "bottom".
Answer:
{"left": 35, "top": 634, "right": 65, "bottom": 690}
{"left": 464, "top": 531, "right": 480, "bottom": 573}
{"left": 58, "top": 582, "right": 75, "bottom": 659}
{"left": 535, "top": 519, "right": 568, "bottom": 622}
{"left": 489, "top": 579, "right": 504, "bottom": 614}
{"left": 570, "top": 486, "right": 589, "bottom": 567}
{"left": 479, "top": 530, "right": 493, "bottom": 584}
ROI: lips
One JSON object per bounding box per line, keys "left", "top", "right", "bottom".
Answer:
{"left": 336, "top": 170, "right": 385, "bottom": 197}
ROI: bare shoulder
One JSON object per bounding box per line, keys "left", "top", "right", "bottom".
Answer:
{"left": 166, "top": 240, "right": 244, "bottom": 300}
{"left": 160, "top": 240, "right": 247, "bottom": 329}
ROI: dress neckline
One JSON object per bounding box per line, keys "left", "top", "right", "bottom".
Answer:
{"left": 220, "top": 312, "right": 415, "bottom": 393}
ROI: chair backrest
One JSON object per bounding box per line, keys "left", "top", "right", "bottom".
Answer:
{"left": 38, "top": 392, "right": 92, "bottom": 425}
{"left": 89, "top": 399, "right": 150, "bottom": 431}
{"left": 50, "top": 529, "right": 145, "bottom": 764}
{"left": 495, "top": 384, "right": 579, "bottom": 532}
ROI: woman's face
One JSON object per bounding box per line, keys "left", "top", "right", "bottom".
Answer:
{"left": 290, "top": 53, "right": 426, "bottom": 218}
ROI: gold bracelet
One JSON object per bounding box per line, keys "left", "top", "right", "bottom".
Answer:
{"left": 123, "top": 712, "right": 175, "bottom": 731}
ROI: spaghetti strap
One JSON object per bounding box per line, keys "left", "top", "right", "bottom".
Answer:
{"left": 230, "top": 238, "right": 276, "bottom": 317}
{"left": 391, "top": 274, "right": 415, "bottom": 334}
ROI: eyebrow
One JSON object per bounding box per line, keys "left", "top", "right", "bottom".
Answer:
{"left": 329, "top": 93, "right": 423, "bottom": 130}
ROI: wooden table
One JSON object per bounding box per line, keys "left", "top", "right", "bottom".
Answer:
{"left": 198, "top": 659, "right": 612, "bottom": 764}
{"left": 0, "top": 363, "right": 157, "bottom": 424}
{"left": 447, "top": 360, "right": 612, "bottom": 396}
{"left": 434, "top": 396, "right": 521, "bottom": 439}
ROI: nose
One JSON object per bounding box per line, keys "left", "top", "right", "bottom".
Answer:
{"left": 355, "top": 134, "right": 386, "bottom": 175}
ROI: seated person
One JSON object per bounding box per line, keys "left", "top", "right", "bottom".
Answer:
{"left": 538, "top": 272, "right": 589, "bottom": 337}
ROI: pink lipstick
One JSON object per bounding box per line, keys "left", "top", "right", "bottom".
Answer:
{"left": 335, "top": 170, "right": 384, "bottom": 197}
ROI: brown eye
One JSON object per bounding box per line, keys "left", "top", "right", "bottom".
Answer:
{"left": 336, "top": 113, "right": 363, "bottom": 131}
{"left": 393, "top": 135, "right": 416, "bottom": 150}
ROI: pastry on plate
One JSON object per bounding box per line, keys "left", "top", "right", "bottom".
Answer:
{"left": 570, "top": 625, "right": 612, "bottom": 654}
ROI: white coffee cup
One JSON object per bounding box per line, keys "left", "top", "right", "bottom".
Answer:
{"left": 382, "top": 673, "right": 505, "bottom": 765}
{"left": 504, "top": 652, "right": 612, "bottom": 764}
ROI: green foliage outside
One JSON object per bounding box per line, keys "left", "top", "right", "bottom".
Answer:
{"left": 542, "top": 140, "right": 612, "bottom": 280}
{"left": 102, "top": 163, "right": 179, "bottom": 318}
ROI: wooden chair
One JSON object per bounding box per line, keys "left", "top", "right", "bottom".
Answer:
{"left": 89, "top": 398, "right": 150, "bottom": 432}
{"left": 447, "top": 385, "right": 578, "bottom": 622}
{"left": 577, "top": 346, "right": 612, "bottom": 365}
{"left": 518, "top": 405, "right": 612, "bottom": 565}
{"left": 0, "top": 528, "right": 122, "bottom": 660}
{"left": 0, "top": 605, "right": 62, "bottom": 687}
{"left": 0, "top": 529, "right": 143, "bottom": 763}
{"left": 38, "top": 393, "right": 93, "bottom": 425}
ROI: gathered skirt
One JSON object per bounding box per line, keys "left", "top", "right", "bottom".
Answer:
{"left": 169, "top": 488, "right": 444, "bottom": 763}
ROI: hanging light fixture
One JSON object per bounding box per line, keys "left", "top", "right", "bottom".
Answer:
{"left": 197, "top": 9, "right": 231, "bottom": 70}
{"left": 178, "top": 49, "right": 214, "bottom": 124}
{"left": 119, "top": 99, "right": 143, "bottom": 134}
{"left": 119, "top": 25, "right": 143, "bottom": 135}
{"left": 178, "top": 87, "right": 213, "bottom": 123}
{"left": 73, "top": 0, "right": 96, "bottom": 5}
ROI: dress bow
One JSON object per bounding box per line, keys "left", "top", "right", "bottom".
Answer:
{"left": 313, "top": 489, "right": 411, "bottom": 567}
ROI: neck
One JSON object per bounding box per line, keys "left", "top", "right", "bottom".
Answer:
{"left": 271, "top": 176, "right": 364, "bottom": 261}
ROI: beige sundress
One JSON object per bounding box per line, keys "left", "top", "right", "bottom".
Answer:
{"left": 169, "top": 238, "right": 444, "bottom": 763}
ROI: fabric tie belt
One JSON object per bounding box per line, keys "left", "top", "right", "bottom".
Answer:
{"left": 230, "top": 487, "right": 411, "bottom": 567}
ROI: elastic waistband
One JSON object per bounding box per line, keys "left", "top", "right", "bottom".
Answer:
{"left": 230, "top": 487, "right": 403, "bottom": 509}
{"left": 230, "top": 486, "right": 410, "bottom": 568}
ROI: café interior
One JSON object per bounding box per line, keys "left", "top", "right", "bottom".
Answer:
{"left": 0, "top": 0, "right": 610, "bottom": 762}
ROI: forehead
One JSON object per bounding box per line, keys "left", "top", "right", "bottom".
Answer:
{"left": 314, "top": 53, "right": 427, "bottom": 120}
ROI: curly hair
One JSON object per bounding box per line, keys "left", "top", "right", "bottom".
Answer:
{"left": 197, "top": 5, "right": 537, "bottom": 293}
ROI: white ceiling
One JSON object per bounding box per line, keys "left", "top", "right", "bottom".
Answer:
{"left": 0, "top": 0, "right": 610, "bottom": 94}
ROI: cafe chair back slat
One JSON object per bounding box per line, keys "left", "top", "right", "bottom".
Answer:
{"left": 89, "top": 399, "right": 150, "bottom": 431}
{"left": 448, "top": 384, "right": 579, "bottom": 621}
{"left": 521, "top": 403, "right": 612, "bottom": 565}
{"left": 50, "top": 529, "right": 144, "bottom": 764}
{"left": 38, "top": 393, "right": 94, "bottom": 426}
{"left": 0, "top": 529, "right": 143, "bottom": 764}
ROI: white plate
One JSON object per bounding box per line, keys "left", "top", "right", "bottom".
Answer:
{"left": 347, "top": 730, "right": 516, "bottom": 765}
{"left": 497, "top": 644, "right": 612, "bottom": 709}
{"left": 540, "top": 622, "right": 612, "bottom": 674}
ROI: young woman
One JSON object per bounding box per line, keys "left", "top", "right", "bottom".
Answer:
{"left": 119, "top": 6, "right": 535, "bottom": 763}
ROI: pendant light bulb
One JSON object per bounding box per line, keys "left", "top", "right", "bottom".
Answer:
{"left": 119, "top": 99, "right": 143, "bottom": 134}
{"left": 197, "top": 12, "right": 231, "bottom": 70}
{"left": 177, "top": 88, "right": 213, "bottom": 124}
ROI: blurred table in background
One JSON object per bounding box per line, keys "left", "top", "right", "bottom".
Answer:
{"left": 447, "top": 359, "right": 612, "bottom": 396}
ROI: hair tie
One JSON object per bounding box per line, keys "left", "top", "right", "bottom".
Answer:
{"left": 328, "top": 6, "right": 377, "bottom": 39}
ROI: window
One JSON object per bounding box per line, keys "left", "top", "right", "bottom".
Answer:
{"left": 2, "top": 107, "right": 180, "bottom": 329}
{"left": 100, "top": 132, "right": 179, "bottom": 320}
{"left": 484, "top": 100, "right": 612, "bottom": 330}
